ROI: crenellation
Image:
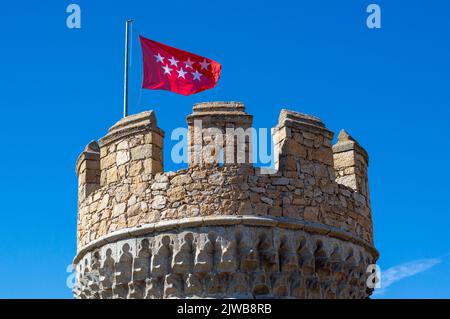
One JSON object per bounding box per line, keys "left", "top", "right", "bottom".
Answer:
{"left": 273, "top": 110, "right": 335, "bottom": 185}
{"left": 332, "top": 129, "right": 370, "bottom": 202}
{"left": 74, "top": 102, "right": 377, "bottom": 299}
{"left": 187, "top": 102, "right": 253, "bottom": 167}
{"left": 76, "top": 141, "right": 101, "bottom": 205}
{"left": 98, "top": 111, "right": 164, "bottom": 189}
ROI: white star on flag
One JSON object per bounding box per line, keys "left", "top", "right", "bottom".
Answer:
{"left": 199, "top": 59, "right": 210, "bottom": 70}
{"left": 177, "top": 68, "right": 187, "bottom": 79}
{"left": 192, "top": 70, "right": 202, "bottom": 81}
{"left": 154, "top": 53, "right": 164, "bottom": 63}
{"left": 162, "top": 65, "right": 173, "bottom": 75}
{"left": 168, "top": 56, "right": 179, "bottom": 67}
{"left": 184, "top": 58, "right": 195, "bottom": 69}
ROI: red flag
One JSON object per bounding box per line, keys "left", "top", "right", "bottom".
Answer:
{"left": 139, "top": 35, "right": 221, "bottom": 96}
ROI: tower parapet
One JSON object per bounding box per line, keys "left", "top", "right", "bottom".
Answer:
{"left": 98, "top": 111, "right": 164, "bottom": 188}
{"left": 187, "top": 101, "right": 253, "bottom": 166}
{"left": 274, "top": 109, "right": 334, "bottom": 178}
{"left": 75, "top": 141, "right": 100, "bottom": 204}
{"left": 332, "top": 130, "right": 370, "bottom": 200}
{"left": 73, "top": 102, "right": 378, "bottom": 299}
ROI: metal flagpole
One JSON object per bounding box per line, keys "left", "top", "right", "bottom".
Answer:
{"left": 123, "top": 19, "right": 133, "bottom": 118}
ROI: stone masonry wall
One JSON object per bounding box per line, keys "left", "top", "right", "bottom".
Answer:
{"left": 77, "top": 164, "right": 373, "bottom": 250}
{"left": 76, "top": 103, "right": 374, "bottom": 252}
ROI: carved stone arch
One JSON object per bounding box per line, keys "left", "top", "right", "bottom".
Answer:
{"left": 329, "top": 243, "right": 345, "bottom": 279}
{"left": 74, "top": 263, "right": 84, "bottom": 299}
{"left": 208, "top": 231, "right": 221, "bottom": 269}
{"left": 271, "top": 231, "right": 292, "bottom": 297}
{"left": 206, "top": 271, "right": 227, "bottom": 297}
{"left": 91, "top": 251, "right": 101, "bottom": 270}
{"left": 116, "top": 243, "right": 134, "bottom": 283}
{"left": 88, "top": 250, "right": 101, "bottom": 298}
{"left": 99, "top": 247, "right": 115, "bottom": 298}
{"left": 257, "top": 230, "right": 277, "bottom": 272}
{"left": 290, "top": 272, "right": 306, "bottom": 298}
{"left": 129, "top": 238, "right": 152, "bottom": 298}
{"left": 364, "top": 252, "right": 377, "bottom": 296}
{"left": 313, "top": 239, "right": 330, "bottom": 274}
{"left": 77, "top": 259, "right": 85, "bottom": 290}
{"left": 353, "top": 248, "right": 365, "bottom": 268}
{"left": 345, "top": 247, "right": 362, "bottom": 286}
{"left": 354, "top": 250, "right": 367, "bottom": 289}
{"left": 278, "top": 233, "right": 298, "bottom": 273}
{"left": 164, "top": 273, "right": 183, "bottom": 298}
{"left": 83, "top": 257, "right": 90, "bottom": 277}
{"left": 228, "top": 271, "right": 250, "bottom": 298}
{"left": 202, "top": 231, "right": 227, "bottom": 296}
{"left": 172, "top": 232, "right": 194, "bottom": 275}
{"left": 113, "top": 242, "right": 134, "bottom": 298}
{"left": 344, "top": 247, "right": 358, "bottom": 272}
{"left": 151, "top": 234, "right": 173, "bottom": 277}
{"left": 364, "top": 253, "right": 374, "bottom": 268}
{"left": 215, "top": 230, "right": 237, "bottom": 273}
{"left": 297, "top": 235, "right": 315, "bottom": 276}
{"left": 271, "top": 272, "right": 289, "bottom": 298}
{"left": 315, "top": 239, "right": 335, "bottom": 299}
{"left": 236, "top": 227, "right": 258, "bottom": 272}
{"left": 271, "top": 227, "right": 284, "bottom": 253}
{"left": 193, "top": 232, "right": 215, "bottom": 274}
{"left": 138, "top": 238, "right": 152, "bottom": 256}
{"left": 252, "top": 271, "right": 271, "bottom": 297}
{"left": 184, "top": 272, "right": 202, "bottom": 297}
{"left": 78, "top": 257, "right": 92, "bottom": 299}
{"left": 244, "top": 231, "right": 271, "bottom": 297}
{"left": 323, "top": 279, "right": 338, "bottom": 299}
{"left": 323, "top": 242, "right": 341, "bottom": 299}
{"left": 305, "top": 273, "right": 321, "bottom": 299}
{"left": 144, "top": 276, "right": 163, "bottom": 299}
{"left": 329, "top": 243, "right": 342, "bottom": 261}
{"left": 356, "top": 248, "right": 364, "bottom": 263}
{"left": 296, "top": 235, "right": 308, "bottom": 253}
{"left": 77, "top": 262, "right": 83, "bottom": 280}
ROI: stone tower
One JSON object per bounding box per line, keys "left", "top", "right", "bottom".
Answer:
{"left": 73, "top": 102, "right": 378, "bottom": 299}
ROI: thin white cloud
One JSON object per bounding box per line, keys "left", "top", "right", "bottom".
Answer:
{"left": 374, "top": 257, "right": 442, "bottom": 295}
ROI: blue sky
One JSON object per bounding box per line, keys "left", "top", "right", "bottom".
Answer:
{"left": 0, "top": 0, "right": 449, "bottom": 298}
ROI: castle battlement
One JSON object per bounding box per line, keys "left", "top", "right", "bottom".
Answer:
{"left": 73, "top": 101, "right": 377, "bottom": 299}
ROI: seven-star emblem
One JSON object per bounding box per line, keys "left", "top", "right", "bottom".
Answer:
{"left": 184, "top": 58, "right": 195, "bottom": 69}
{"left": 154, "top": 53, "right": 164, "bottom": 63}
{"left": 192, "top": 70, "right": 202, "bottom": 81}
{"left": 168, "top": 56, "right": 179, "bottom": 67}
{"left": 177, "top": 68, "right": 187, "bottom": 79}
{"left": 162, "top": 65, "right": 173, "bottom": 75}
{"left": 140, "top": 35, "right": 221, "bottom": 95}
{"left": 199, "top": 59, "right": 210, "bottom": 70}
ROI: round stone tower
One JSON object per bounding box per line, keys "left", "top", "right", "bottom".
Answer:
{"left": 73, "top": 102, "right": 378, "bottom": 299}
